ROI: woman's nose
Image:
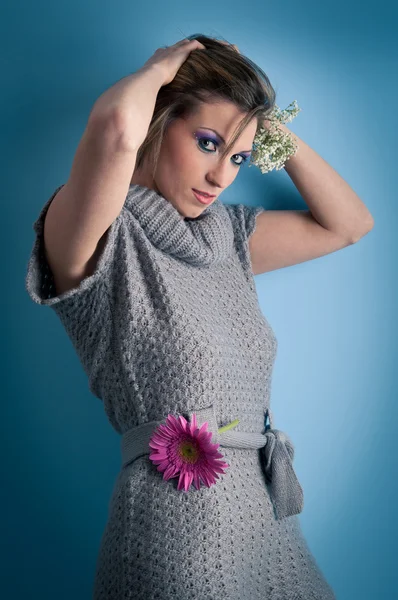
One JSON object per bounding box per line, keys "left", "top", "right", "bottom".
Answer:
{"left": 206, "top": 163, "right": 235, "bottom": 189}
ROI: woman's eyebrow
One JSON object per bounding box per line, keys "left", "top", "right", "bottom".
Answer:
{"left": 198, "top": 127, "right": 252, "bottom": 154}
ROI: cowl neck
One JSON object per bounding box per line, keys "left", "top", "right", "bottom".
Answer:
{"left": 124, "top": 184, "right": 234, "bottom": 266}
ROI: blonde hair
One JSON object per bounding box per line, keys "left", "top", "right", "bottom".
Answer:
{"left": 135, "top": 33, "right": 277, "bottom": 175}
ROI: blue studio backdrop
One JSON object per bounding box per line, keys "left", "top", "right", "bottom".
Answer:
{"left": 3, "top": 1, "right": 397, "bottom": 598}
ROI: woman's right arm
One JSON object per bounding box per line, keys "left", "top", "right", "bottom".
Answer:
{"left": 89, "top": 38, "right": 205, "bottom": 151}
{"left": 88, "top": 65, "right": 166, "bottom": 152}
{"left": 41, "top": 64, "right": 166, "bottom": 297}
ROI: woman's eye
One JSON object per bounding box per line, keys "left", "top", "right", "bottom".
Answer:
{"left": 197, "top": 138, "right": 217, "bottom": 153}
{"left": 198, "top": 138, "right": 215, "bottom": 151}
{"left": 196, "top": 137, "right": 246, "bottom": 167}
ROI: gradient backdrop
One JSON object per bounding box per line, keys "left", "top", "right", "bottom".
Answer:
{"left": 3, "top": 0, "right": 397, "bottom": 598}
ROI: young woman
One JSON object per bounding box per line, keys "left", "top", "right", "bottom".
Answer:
{"left": 26, "top": 34, "right": 373, "bottom": 599}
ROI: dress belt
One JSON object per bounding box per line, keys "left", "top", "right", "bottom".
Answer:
{"left": 120, "top": 405, "right": 304, "bottom": 520}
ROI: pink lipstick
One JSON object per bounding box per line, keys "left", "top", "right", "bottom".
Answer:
{"left": 192, "top": 189, "right": 215, "bottom": 205}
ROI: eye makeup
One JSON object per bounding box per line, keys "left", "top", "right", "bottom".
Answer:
{"left": 194, "top": 128, "right": 252, "bottom": 165}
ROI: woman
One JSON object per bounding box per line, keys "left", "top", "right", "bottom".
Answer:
{"left": 25, "top": 34, "right": 373, "bottom": 599}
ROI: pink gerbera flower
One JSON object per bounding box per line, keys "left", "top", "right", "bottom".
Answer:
{"left": 148, "top": 413, "right": 230, "bottom": 492}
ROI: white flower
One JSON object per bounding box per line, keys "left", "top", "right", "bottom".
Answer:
{"left": 249, "top": 100, "right": 302, "bottom": 174}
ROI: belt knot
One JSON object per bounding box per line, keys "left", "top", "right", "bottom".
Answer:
{"left": 259, "top": 428, "right": 304, "bottom": 520}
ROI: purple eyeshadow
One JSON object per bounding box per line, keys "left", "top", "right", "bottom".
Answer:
{"left": 196, "top": 131, "right": 219, "bottom": 143}
{"left": 195, "top": 130, "right": 252, "bottom": 157}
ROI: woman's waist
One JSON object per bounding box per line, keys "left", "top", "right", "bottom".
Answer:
{"left": 119, "top": 404, "right": 304, "bottom": 520}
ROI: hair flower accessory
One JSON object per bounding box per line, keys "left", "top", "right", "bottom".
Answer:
{"left": 148, "top": 413, "right": 239, "bottom": 492}
{"left": 249, "top": 100, "right": 302, "bottom": 174}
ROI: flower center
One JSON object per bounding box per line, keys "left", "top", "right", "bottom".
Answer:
{"left": 178, "top": 440, "right": 200, "bottom": 463}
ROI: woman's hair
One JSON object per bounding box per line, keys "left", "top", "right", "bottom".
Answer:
{"left": 135, "top": 33, "right": 277, "bottom": 175}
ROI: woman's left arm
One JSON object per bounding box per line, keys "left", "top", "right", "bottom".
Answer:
{"left": 270, "top": 120, "right": 374, "bottom": 242}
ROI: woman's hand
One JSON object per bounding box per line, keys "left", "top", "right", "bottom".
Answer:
{"left": 142, "top": 38, "right": 206, "bottom": 87}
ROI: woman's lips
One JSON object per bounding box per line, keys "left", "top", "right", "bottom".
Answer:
{"left": 192, "top": 189, "right": 215, "bottom": 205}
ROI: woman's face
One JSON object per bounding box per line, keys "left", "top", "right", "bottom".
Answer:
{"left": 130, "top": 100, "right": 258, "bottom": 219}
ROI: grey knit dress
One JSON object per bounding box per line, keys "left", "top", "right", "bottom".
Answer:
{"left": 25, "top": 183, "right": 336, "bottom": 600}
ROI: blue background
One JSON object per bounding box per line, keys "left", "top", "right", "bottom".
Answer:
{"left": 4, "top": 0, "right": 397, "bottom": 598}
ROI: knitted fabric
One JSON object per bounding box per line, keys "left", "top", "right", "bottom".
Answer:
{"left": 25, "top": 183, "right": 336, "bottom": 600}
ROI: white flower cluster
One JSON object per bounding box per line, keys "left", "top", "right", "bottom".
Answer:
{"left": 249, "top": 100, "right": 302, "bottom": 174}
